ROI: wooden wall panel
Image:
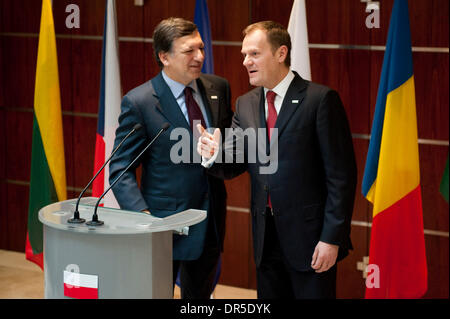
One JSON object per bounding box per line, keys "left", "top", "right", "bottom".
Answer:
{"left": 408, "top": 0, "right": 449, "bottom": 47}
{"left": 0, "top": 0, "right": 3, "bottom": 33}
{"left": 0, "top": 108, "right": 6, "bottom": 251}
{"left": 71, "top": 39, "right": 102, "bottom": 113}
{"left": 251, "top": 0, "right": 293, "bottom": 26}
{"left": 220, "top": 210, "right": 253, "bottom": 287}
{"left": 1, "top": 37, "right": 37, "bottom": 109}
{"left": 414, "top": 52, "right": 449, "bottom": 140}
{"left": 0, "top": 35, "right": 3, "bottom": 108}
{"left": 143, "top": 0, "right": 196, "bottom": 40}
{"left": 116, "top": 0, "right": 144, "bottom": 37}
{"left": 424, "top": 235, "right": 449, "bottom": 298}
{"left": 0, "top": 178, "right": 6, "bottom": 251}
{"left": 368, "top": 50, "right": 383, "bottom": 126}
{"left": 119, "top": 41, "right": 146, "bottom": 95}
{"left": 71, "top": 116, "right": 97, "bottom": 189}
{"left": 69, "top": 0, "right": 105, "bottom": 36}
{"left": 310, "top": 48, "right": 372, "bottom": 134}
{"left": 1, "top": 0, "right": 41, "bottom": 33}
{"left": 57, "top": 38, "right": 74, "bottom": 112}
{"left": 53, "top": 0, "right": 77, "bottom": 35}
{"left": 209, "top": 0, "right": 250, "bottom": 41}
{"left": 62, "top": 115, "right": 75, "bottom": 192}
{"left": 337, "top": 225, "right": 368, "bottom": 298}
{"left": 67, "top": 190, "right": 79, "bottom": 201}
{"left": 5, "top": 110, "right": 33, "bottom": 182}
{"left": 306, "top": 0, "right": 371, "bottom": 45}
{"left": 419, "top": 144, "right": 449, "bottom": 232}
{"left": 0, "top": 0, "right": 3, "bottom": 240}
{"left": 334, "top": 139, "right": 370, "bottom": 298}
{"left": 212, "top": 45, "right": 250, "bottom": 108}
{"left": 4, "top": 184, "right": 29, "bottom": 251}
{"left": 143, "top": 44, "right": 160, "bottom": 85}
{"left": 225, "top": 174, "right": 251, "bottom": 209}
{"left": 352, "top": 139, "right": 371, "bottom": 223}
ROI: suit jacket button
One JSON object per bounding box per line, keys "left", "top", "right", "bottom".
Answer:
{"left": 264, "top": 185, "right": 268, "bottom": 191}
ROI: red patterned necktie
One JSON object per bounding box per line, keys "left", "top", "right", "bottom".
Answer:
{"left": 266, "top": 90, "right": 277, "bottom": 209}
{"left": 184, "top": 86, "right": 206, "bottom": 131}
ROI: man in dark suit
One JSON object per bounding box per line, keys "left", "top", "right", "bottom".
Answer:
{"left": 198, "top": 21, "right": 357, "bottom": 298}
{"left": 109, "top": 17, "right": 232, "bottom": 298}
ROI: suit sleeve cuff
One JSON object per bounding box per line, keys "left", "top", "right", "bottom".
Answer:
{"left": 201, "top": 148, "right": 219, "bottom": 168}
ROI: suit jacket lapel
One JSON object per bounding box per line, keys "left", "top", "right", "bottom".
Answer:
{"left": 273, "top": 73, "right": 308, "bottom": 140}
{"left": 247, "top": 87, "right": 271, "bottom": 155}
{"left": 196, "top": 76, "right": 217, "bottom": 128}
{"left": 256, "top": 87, "right": 266, "bottom": 131}
{"left": 255, "top": 88, "right": 270, "bottom": 151}
{"left": 151, "top": 72, "right": 190, "bottom": 130}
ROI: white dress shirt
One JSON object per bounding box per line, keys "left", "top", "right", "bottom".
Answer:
{"left": 263, "top": 70, "right": 295, "bottom": 119}
{"left": 161, "top": 70, "right": 211, "bottom": 128}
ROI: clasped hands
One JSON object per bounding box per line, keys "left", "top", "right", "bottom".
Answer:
{"left": 196, "top": 124, "right": 339, "bottom": 273}
{"left": 196, "top": 124, "right": 221, "bottom": 159}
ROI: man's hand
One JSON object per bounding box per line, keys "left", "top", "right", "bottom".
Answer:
{"left": 142, "top": 209, "right": 151, "bottom": 215}
{"left": 311, "top": 241, "right": 339, "bottom": 273}
{"left": 196, "top": 124, "right": 221, "bottom": 159}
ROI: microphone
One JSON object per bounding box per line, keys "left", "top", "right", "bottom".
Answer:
{"left": 86, "top": 122, "right": 170, "bottom": 226}
{"left": 68, "top": 123, "right": 143, "bottom": 224}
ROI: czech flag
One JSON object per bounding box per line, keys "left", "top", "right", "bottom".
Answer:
{"left": 92, "top": 0, "right": 121, "bottom": 207}
{"left": 362, "top": 0, "right": 427, "bottom": 298}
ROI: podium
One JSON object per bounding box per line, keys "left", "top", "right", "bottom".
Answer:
{"left": 38, "top": 197, "right": 206, "bottom": 299}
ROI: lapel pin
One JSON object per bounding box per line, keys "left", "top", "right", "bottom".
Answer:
{"left": 211, "top": 95, "right": 218, "bottom": 100}
{"left": 292, "top": 100, "right": 299, "bottom": 104}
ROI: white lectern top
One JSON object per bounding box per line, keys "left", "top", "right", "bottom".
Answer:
{"left": 38, "top": 197, "right": 206, "bottom": 235}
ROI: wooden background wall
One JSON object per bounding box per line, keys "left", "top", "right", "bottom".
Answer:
{"left": 0, "top": 0, "right": 448, "bottom": 298}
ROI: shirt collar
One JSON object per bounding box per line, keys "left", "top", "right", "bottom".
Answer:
{"left": 263, "top": 70, "right": 295, "bottom": 99}
{"left": 162, "top": 70, "right": 198, "bottom": 99}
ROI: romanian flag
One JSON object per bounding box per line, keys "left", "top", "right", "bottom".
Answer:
{"left": 26, "top": 0, "right": 67, "bottom": 269}
{"left": 92, "top": 0, "right": 121, "bottom": 207}
{"left": 362, "top": 0, "right": 427, "bottom": 298}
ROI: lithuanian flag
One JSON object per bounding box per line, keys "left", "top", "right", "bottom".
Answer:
{"left": 362, "top": 0, "right": 427, "bottom": 298}
{"left": 26, "top": 0, "right": 67, "bottom": 269}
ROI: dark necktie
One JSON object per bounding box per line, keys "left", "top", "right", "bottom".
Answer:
{"left": 184, "top": 86, "right": 206, "bottom": 130}
{"left": 266, "top": 90, "right": 277, "bottom": 141}
{"left": 266, "top": 90, "right": 277, "bottom": 209}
